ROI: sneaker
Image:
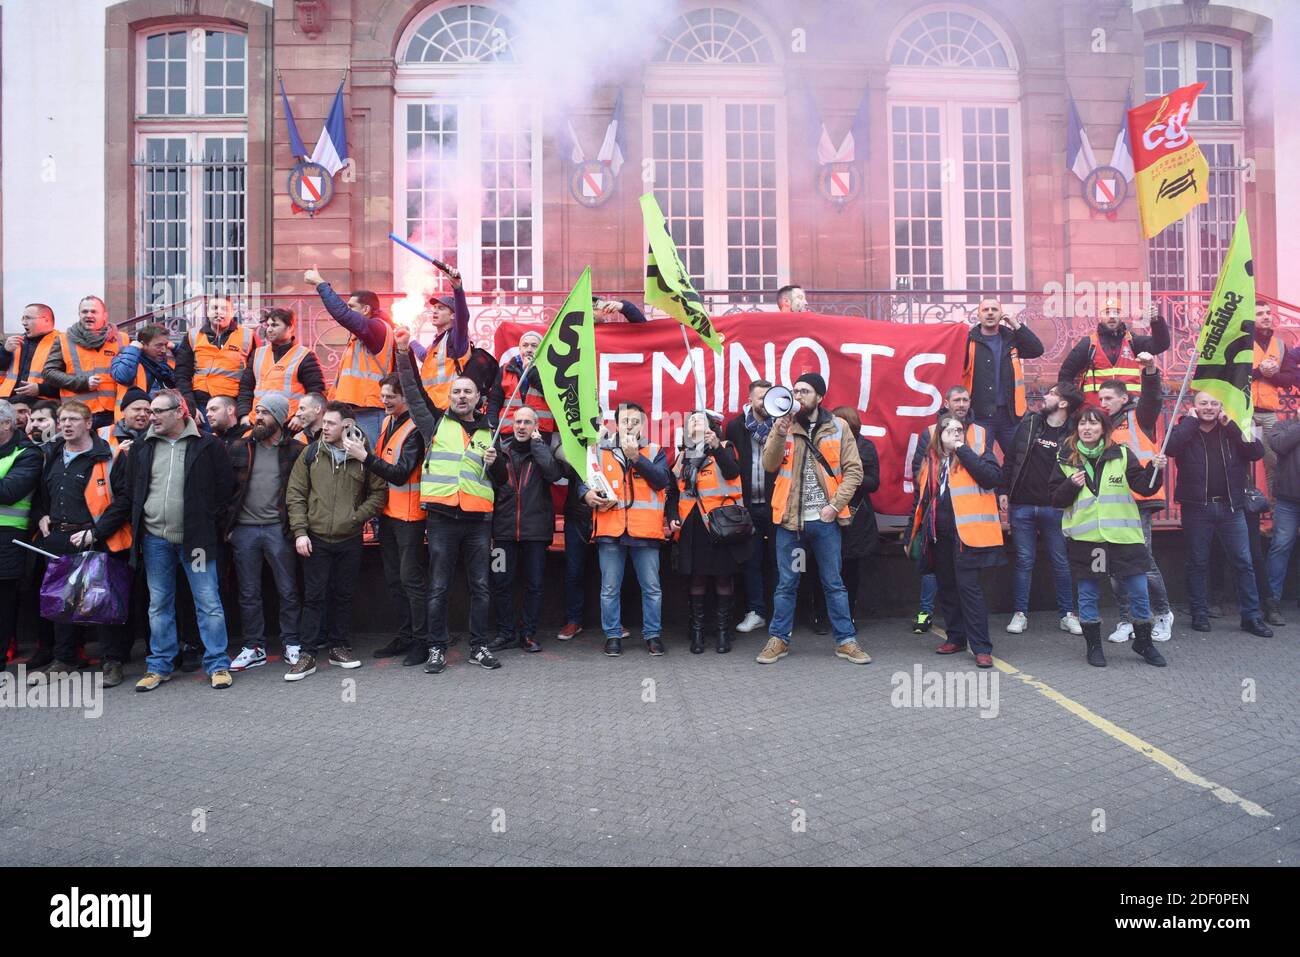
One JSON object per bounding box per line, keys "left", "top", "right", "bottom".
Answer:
{"left": 556, "top": 623, "right": 581, "bottom": 641}
{"left": 469, "top": 646, "right": 502, "bottom": 670}
{"left": 135, "top": 672, "right": 171, "bottom": 693}
{"left": 1006, "top": 612, "right": 1028, "bottom": 634}
{"left": 911, "top": 611, "right": 933, "bottom": 634}
{"left": 328, "top": 646, "right": 361, "bottom": 669}
{"left": 646, "top": 637, "right": 665, "bottom": 656}
{"left": 1152, "top": 611, "right": 1175, "bottom": 642}
{"left": 284, "top": 645, "right": 301, "bottom": 666}
{"left": 424, "top": 647, "right": 446, "bottom": 674}
{"left": 1060, "top": 613, "right": 1083, "bottom": 636}
{"left": 229, "top": 647, "right": 266, "bottom": 672}
{"left": 210, "top": 669, "right": 233, "bottom": 690}
{"left": 835, "top": 641, "right": 872, "bottom": 664}
{"left": 755, "top": 637, "right": 789, "bottom": 664}
{"left": 102, "top": 660, "right": 124, "bottom": 688}
{"left": 736, "top": 611, "right": 766, "bottom": 633}
{"left": 284, "top": 653, "right": 317, "bottom": 681}
{"left": 28, "top": 660, "right": 75, "bottom": 685}
{"left": 1107, "top": 621, "right": 1133, "bottom": 644}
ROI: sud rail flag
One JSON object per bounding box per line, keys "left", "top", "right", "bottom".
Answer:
{"left": 1128, "top": 82, "right": 1209, "bottom": 239}
{"left": 641, "top": 193, "right": 725, "bottom": 355}
{"left": 533, "top": 267, "right": 601, "bottom": 481}
{"left": 1190, "top": 211, "right": 1256, "bottom": 430}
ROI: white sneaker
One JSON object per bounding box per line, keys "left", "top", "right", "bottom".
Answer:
{"left": 284, "top": 644, "right": 301, "bottom": 666}
{"left": 736, "top": 611, "right": 766, "bottom": 633}
{"left": 1107, "top": 621, "right": 1133, "bottom": 643}
{"left": 1152, "top": 611, "right": 1174, "bottom": 642}
{"left": 228, "top": 646, "right": 266, "bottom": 672}
{"left": 1059, "top": 613, "right": 1083, "bottom": 636}
{"left": 1006, "top": 612, "right": 1028, "bottom": 634}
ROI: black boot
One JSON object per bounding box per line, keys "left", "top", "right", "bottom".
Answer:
{"left": 715, "top": 591, "right": 734, "bottom": 654}
{"left": 1264, "top": 599, "right": 1286, "bottom": 627}
{"left": 374, "top": 636, "right": 410, "bottom": 659}
{"left": 1082, "top": 621, "right": 1106, "bottom": 668}
{"left": 402, "top": 642, "right": 427, "bottom": 667}
{"left": 688, "top": 594, "right": 706, "bottom": 654}
{"left": 1131, "top": 620, "right": 1166, "bottom": 667}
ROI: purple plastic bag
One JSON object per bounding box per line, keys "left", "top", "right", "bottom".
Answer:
{"left": 39, "top": 552, "right": 133, "bottom": 626}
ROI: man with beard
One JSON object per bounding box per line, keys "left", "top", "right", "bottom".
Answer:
{"left": 1057, "top": 297, "right": 1170, "bottom": 407}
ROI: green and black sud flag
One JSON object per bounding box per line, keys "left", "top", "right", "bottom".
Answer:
{"left": 533, "top": 266, "right": 601, "bottom": 481}
{"left": 1189, "top": 211, "right": 1255, "bottom": 431}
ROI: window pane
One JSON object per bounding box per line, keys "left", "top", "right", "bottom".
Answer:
{"left": 960, "top": 106, "right": 1014, "bottom": 291}
{"left": 890, "top": 105, "right": 945, "bottom": 289}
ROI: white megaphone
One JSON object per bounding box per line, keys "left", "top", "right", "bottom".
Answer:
{"left": 762, "top": 385, "right": 794, "bottom": 418}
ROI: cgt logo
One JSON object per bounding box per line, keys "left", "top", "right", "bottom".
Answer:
{"left": 1141, "top": 98, "right": 1193, "bottom": 153}
{"left": 50, "top": 887, "right": 151, "bottom": 937}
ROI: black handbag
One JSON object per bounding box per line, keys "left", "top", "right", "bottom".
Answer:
{"left": 1242, "top": 486, "right": 1269, "bottom": 514}
{"left": 707, "top": 503, "right": 754, "bottom": 543}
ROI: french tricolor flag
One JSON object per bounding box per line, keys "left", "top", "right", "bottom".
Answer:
{"left": 1066, "top": 95, "right": 1097, "bottom": 183}
{"left": 311, "top": 81, "right": 349, "bottom": 177}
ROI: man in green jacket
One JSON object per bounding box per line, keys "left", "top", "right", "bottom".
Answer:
{"left": 284, "top": 401, "right": 387, "bottom": 681}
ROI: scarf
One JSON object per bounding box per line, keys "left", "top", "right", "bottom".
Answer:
{"left": 140, "top": 353, "right": 177, "bottom": 391}
{"left": 677, "top": 442, "right": 709, "bottom": 495}
{"left": 68, "top": 321, "right": 110, "bottom": 351}
{"left": 743, "top": 404, "right": 773, "bottom": 445}
{"left": 1076, "top": 439, "right": 1104, "bottom": 481}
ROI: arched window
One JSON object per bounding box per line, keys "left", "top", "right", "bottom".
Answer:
{"left": 1143, "top": 36, "right": 1244, "bottom": 292}
{"left": 645, "top": 6, "right": 786, "bottom": 300}
{"left": 135, "top": 26, "right": 248, "bottom": 311}
{"left": 886, "top": 6, "right": 1022, "bottom": 293}
{"left": 395, "top": 3, "right": 539, "bottom": 294}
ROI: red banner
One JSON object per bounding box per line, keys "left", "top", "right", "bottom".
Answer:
{"left": 494, "top": 314, "right": 969, "bottom": 517}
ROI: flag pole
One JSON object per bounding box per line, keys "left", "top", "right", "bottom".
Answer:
{"left": 679, "top": 322, "right": 706, "bottom": 411}
{"left": 490, "top": 361, "right": 532, "bottom": 446}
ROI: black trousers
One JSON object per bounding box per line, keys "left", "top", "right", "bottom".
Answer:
{"left": 298, "top": 534, "right": 363, "bottom": 654}
{"left": 379, "top": 516, "right": 428, "bottom": 646}
{"left": 931, "top": 531, "right": 993, "bottom": 655}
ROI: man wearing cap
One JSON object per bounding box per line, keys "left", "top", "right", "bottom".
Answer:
{"left": 758, "top": 372, "right": 868, "bottom": 665}
{"left": 488, "top": 330, "right": 554, "bottom": 436}
{"left": 226, "top": 393, "right": 306, "bottom": 672}
{"left": 416, "top": 267, "right": 471, "bottom": 412}
{"left": 1057, "top": 298, "right": 1169, "bottom": 406}
{"left": 962, "top": 298, "right": 1044, "bottom": 458}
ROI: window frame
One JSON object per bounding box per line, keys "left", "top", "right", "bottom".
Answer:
{"left": 134, "top": 26, "right": 248, "bottom": 120}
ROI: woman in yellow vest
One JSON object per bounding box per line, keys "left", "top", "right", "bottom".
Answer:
{"left": 667, "top": 410, "right": 751, "bottom": 655}
{"left": 1049, "top": 407, "right": 1166, "bottom": 668}
{"left": 909, "top": 413, "right": 1004, "bottom": 668}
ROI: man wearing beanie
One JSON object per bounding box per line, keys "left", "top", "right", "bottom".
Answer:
{"left": 225, "top": 392, "right": 306, "bottom": 672}
{"left": 758, "top": 371, "right": 869, "bottom": 665}
{"left": 99, "top": 388, "right": 153, "bottom": 459}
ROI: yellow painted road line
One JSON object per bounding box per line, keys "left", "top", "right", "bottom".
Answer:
{"left": 992, "top": 656, "right": 1273, "bottom": 819}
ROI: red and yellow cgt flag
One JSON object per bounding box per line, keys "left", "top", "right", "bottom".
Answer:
{"left": 1127, "top": 82, "right": 1210, "bottom": 239}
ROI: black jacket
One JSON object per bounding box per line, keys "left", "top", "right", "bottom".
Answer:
{"left": 963, "top": 324, "right": 1044, "bottom": 419}
{"left": 488, "top": 434, "right": 562, "bottom": 542}
{"left": 35, "top": 436, "right": 115, "bottom": 530}
{"left": 0, "top": 434, "right": 43, "bottom": 579}
{"left": 94, "top": 425, "right": 237, "bottom": 566}
{"left": 1057, "top": 316, "right": 1171, "bottom": 387}
{"left": 235, "top": 338, "right": 326, "bottom": 419}
{"left": 1165, "top": 415, "right": 1264, "bottom": 509}
{"left": 226, "top": 429, "right": 304, "bottom": 535}
{"left": 362, "top": 411, "right": 427, "bottom": 498}
{"left": 1003, "top": 412, "right": 1060, "bottom": 502}
{"left": 842, "top": 434, "right": 880, "bottom": 560}
{"left": 724, "top": 409, "right": 778, "bottom": 506}
{"left": 1267, "top": 419, "right": 1300, "bottom": 503}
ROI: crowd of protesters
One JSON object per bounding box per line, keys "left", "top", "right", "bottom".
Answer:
{"left": 0, "top": 281, "right": 1292, "bottom": 692}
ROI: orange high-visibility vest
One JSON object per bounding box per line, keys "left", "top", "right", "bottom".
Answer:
{"left": 252, "top": 343, "right": 310, "bottom": 417}
{"left": 377, "top": 414, "right": 422, "bottom": 522}
{"left": 1080, "top": 331, "right": 1142, "bottom": 401}
{"left": 911, "top": 422, "right": 1002, "bottom": 548}
{"left": 498, "top": 364, "right": 556, "bottom": 434}
{"left": 419, "top": 332, "right": 470, "bottom": 410}
{"left": 189, "top": 324, "right": 251, "bottom": 399}
{"left": 592, "top": 443, "right": 667, "bottom": 540}
{"left": 770, "top": 417, "right": 853, "bottom": 522}
{"left": 86, "top": 458, "right": 132, "bottom": 553}
{"left": 58, "top": 329, "right": 127, "bottom": 415}
{"left": 1110, "top": 409, "right": 1166, "bottom": 506}
{"left": 0, "top": 332, "right": 55, "bottom": 397}
{"left": 963, "top": 338, "right": 1026, "bottom": 417}
{"left": 675, "top": 446, "right": 743, "bottom": 531}
{"left": 1252, "top": 336, "right": 1285, "bottom": 412}
{"left": 331, "top": 323, "right": 394, "bottom": 409}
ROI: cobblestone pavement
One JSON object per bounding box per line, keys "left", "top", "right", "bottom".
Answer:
{"left": 1, "top": 613, "right": 1295, "bottom": 866}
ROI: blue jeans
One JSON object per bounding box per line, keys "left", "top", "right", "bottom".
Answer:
{"left": 772, "top": 521, "right": 855, "bottom": 644}
{"left": 919, "top": 572, "right": 937, "bottom": 613}
{"left": 352, "top": 408, "right": 384, "bottom": 448}
{"left": 1182, "top": 502, "right": 1261, "bottom": 620}
{"left": 1110, "top": 508, "right": 1171, "bottom": 620}
{"left": 142, "top": 533, "right": 231, "bottom": 675}
{"left": 1079, "top": 574, "right": 1149, "bottom": 623}
{"left": 597, "top": 541, "right": 662, "bottom": 640}
{"left": 1009, "top": 504, "right": 1074, "bottom": 615}
{"left": 563, "top": 517, "right": 589, "bottom": 626}
{"left": 1266, "top": 498, "right": 1300, "bottom": 602}
{"left": 741, "top": 501, "right": 776, "bottom": 617}
{"left": 973, "top": 408, "right": 1020, "bottom": 460}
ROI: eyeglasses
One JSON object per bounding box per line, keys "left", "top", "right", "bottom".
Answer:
{"left": 149, "top": 405, "right": 179, "bottom": 416}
